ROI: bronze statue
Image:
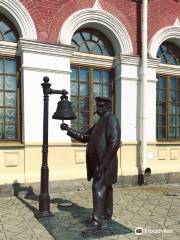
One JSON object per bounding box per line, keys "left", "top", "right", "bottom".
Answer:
{"left": 61, "top": 96, "right": 121, "bottom": 230}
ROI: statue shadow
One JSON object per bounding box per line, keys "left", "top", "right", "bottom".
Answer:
{"left": 12, "top": 182, "right": 133, "bottom": 239}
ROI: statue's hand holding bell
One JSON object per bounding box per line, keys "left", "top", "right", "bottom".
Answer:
{"left": 60, "top": 123, "right": 69, "bottom": 131}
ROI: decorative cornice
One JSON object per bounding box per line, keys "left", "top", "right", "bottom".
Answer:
{"left": 20, "top": 65, "right": 70, "bottom": 74}
{"left": 115, "top": 54, "right": 140, "bottom": 66}
{"left": 0, "top": 41, "right": 19, "bottom": 56}
{"left": 120, "top": 76, "right": 139, "bottom": 82}
{"left": 115, "top": 54, "right": 160, "bottom": 68}
{"left": 157, "top": 64, "right": 180, "bottom": 76}
{"left": 71, "top": 52, "right": 113, "bottom": 68}
{"left": 120, "top": 76, "right": 157, "bottom": 83}
{"left": 72, "top": 52, "right": 159, "bottom": 70}
{"left": 0, "top": 0, "right": 37, "bottom": 40}
{"left": 18, "top": 39, "right": 74, "bottom": 58}
{"left": 147, "top": 57, "right": 160, "bottom": 68}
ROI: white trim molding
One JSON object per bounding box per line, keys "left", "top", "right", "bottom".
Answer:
{"left": 19, "top": 39, "right": 74, "bottom": 57}
{"left": 174, "top": 18, "right": 180, "bottom": 26}
{"left": 115, "top": 54, "right": 140, "bottom": 66}
{"left": 71, "top": 52, "right": 113, "bottom": 68}
{"left": 157, "top": 64, "right": 180, "bottom": 76}
{"left": 0, "top": 0, "right": 37, "bottom": 40}
{"left": 115, "top": 54, "right": 160, "bottom": 68}
{"left": 148, "top": 24, "right": 180, "bottom": 58}
{"left": 19, "top": 39, "right": 74, "bottom": 74}
{"left": 59, "top": 8, "right": 133, "bottom": 55}
{"left": 93, "top": 0, "right": 102, "bottom": 10}
{"left": 0, "top": 41, "right": 18, "bottom": 56}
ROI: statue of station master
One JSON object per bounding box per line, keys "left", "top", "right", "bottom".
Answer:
{"left": 61, "top": 96, "right": 121, "bottom": 230}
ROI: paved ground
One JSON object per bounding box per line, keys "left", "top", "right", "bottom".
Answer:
{"left": 0, "top": 183, "right": 180, "bottom": 240}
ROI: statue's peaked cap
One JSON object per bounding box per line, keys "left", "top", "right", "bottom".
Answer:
{"left": 95, "top": 96, "right": 111, "bottom": 102}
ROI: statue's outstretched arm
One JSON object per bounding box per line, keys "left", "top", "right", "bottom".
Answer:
{"left": 61, "top": 123, "right": 92, "bottom": 143}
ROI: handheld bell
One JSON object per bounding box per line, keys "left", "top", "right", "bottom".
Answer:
{"left": 52, "top": 93, "right": 76, "bottom": 120}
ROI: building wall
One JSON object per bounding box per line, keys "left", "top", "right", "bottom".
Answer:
{"left": 18, "top": 0, "right": 180, "bottom": 54}
{"left": 0, "top": 0, "right": 180, "bottom": 185}
{"left": 148, "top": 0, "right": 180, "bottom": 42}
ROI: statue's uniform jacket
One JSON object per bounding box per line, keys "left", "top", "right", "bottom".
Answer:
{"left": 67, "top": 111, "right": 121, "bottom": 186}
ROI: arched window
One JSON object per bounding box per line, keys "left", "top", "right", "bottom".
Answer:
{"left": 157, "top": 42, "right": 180, "bottom": 65}
{"left": 0, "top": 16, "right": 20, "bottom": 141}
{"left": 0, "top": 17, "right": 18, "bottom": 42}
{"left": 71, "top": 29, "right": 114, "bottom": 56}
{"left": 71, "top": 29, "right": 114, "bottom": 132}
{"left": 156, "top": 41, "right": 180, "bottom": 140}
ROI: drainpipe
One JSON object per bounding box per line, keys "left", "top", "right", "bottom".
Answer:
{"left": 138, "top": 0, "right": 148, "bottom": 185}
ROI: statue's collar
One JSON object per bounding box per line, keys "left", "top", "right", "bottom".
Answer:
{"left": 102, "top": 111, "right": 111, "bottom": 118}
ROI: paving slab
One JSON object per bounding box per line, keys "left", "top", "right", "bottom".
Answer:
{"left": 0, "top": 183, "right": 180, "bottom": 239}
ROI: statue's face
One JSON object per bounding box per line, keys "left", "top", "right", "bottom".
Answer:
{"left": 96, "top": 101, "right": 108, "bottom": 116}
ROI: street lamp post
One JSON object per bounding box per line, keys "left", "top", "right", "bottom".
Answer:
{"left": 39, "top": 76, "right": 52, "bottom": 217}
{"left": 38, "top": 76, "right": 75, "bottom": 217}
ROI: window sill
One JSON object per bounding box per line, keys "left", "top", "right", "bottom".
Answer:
{"left": 156, "top": 140, "right": 180, "bottom": 145}
{"left": 0, "top": 142, "right": 24, "bottom": 148}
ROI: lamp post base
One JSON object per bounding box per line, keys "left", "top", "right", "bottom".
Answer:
{"left": 36, "top": 211, "right": 53, "bottom": 218}
{"left": 38, "top": 193, "right": 53, "bottom": 218}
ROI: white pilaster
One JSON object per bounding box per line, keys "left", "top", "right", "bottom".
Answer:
{"left": 19, "top": 39, "right": 74, "bottom": 144}
{"left": 115, "top": 54, "right": 159, "bottom": 143}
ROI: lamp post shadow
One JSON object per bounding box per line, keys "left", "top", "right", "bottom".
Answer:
{"left": 12, "top": 182, "right": 133, "bottom": 239}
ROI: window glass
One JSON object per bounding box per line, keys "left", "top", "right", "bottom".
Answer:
{"left": 5, "top": 76, "right": 16, "bottom": 91}
{"left": 170, "top": 56, "right": 177, "bottom": 65}
{"left": 103, "top": 71, "right": 110, "bottom": 84}
{"left": 5, "top": 124, "right": 16, "bottom": 139}
{"left": 80, "top": 83, "right": 89, "bottom": 96}
{"left": 71, "top": 29, "right": 114, "bottom": 132}
{"left": 157, "top": 115, "right": 166, "bottom": 126}
{"left": 80, "top": 68, "right": 89, "bottom": 82}
{"left": 5, "top": 108, "right": 16, "bottom": 123}
{"left": 0, "top": 59, "right": 3, "bottom": 73}
{"left": 170, "top": 77, "right": 176, "bottom": 89}
{"left": 81, "top": 32, "right": 90, "bottom": 41}
{"left": 0, "top": 75, "right": 3, "bottom": 89}
{"left": 0, "top": 19, "right": 18, "bottom": 42}
{"left": 159, "top": 90, "right": 166, "bottom": 101}
{"left": 79, "top": 43, "right": 89, "bottom": 53}
{"left": 158, "top": 76, "right": 166, "bottom": 88}
{"left": 157, "top": 41, "right": 180, "bottom": 140}
{"left": 0, "top": 73, "right": 18, "bottom": 140}
{"left": 0, "top": 16, "right": 20, "bottom": 141}
{"left": 80, "top": 98, "right": 88, "bottom": 109}
{"left": 71, "top": 66, "right": 112, "bottom": 131}
{"left": 157, "top": 42, "right": 180, "bottom": 65}
{"left": 5, "top": 59, "right": 16, "bottom": 74}
{"left": 71, "top": 67, "right": 77, "bottom": 80}
{"left": 157, "top": 76, "right": 180, "bottom": 140}
{"left": 157, "top": 127, "right": 166, "bottom": 139}
{"left": 71, "top": 28, "right": 114, "bottom": 56}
